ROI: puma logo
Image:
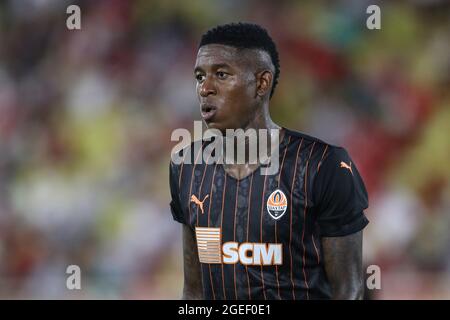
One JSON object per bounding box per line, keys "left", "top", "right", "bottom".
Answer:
{"left": 340, "top": 161, "right": 353, "bottom": 175}
{"left": 191, "top": 194, "right": 209, "bottom": 214}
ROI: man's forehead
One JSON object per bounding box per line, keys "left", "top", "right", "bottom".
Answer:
{"left": 195, "top": 44, "right": 273, "bottom": 72}
{"left": 195, "top": 44, "right": 241, "bottom": 67}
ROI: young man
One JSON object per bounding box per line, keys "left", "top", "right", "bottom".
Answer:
{"left": 169, "top": 23, "right": 369, "bottom": 300}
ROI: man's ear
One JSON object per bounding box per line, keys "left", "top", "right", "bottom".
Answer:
{"left": 256, "top": 70, "right": 273, "bottom": 98}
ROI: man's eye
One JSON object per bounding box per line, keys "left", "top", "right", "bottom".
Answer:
{"left": 195, "top": 74, "right": 205, "bottom": 82}
{"left": 217, "top": 71, "right": 228, "bottom": 79}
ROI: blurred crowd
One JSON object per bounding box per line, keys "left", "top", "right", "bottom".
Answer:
{"left": 0, "top": 0, "right": 449, "bottom": 299}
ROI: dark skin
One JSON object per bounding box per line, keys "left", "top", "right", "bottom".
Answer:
{"left": 181, "top": 44, "right": 364, "bottom": 300}
{"left": 322, "top": 231, "right": 364, "bottom": 299}
{"left": 194, "top": 44, "right": 281, "bottom": 179}
{"left": 182, "top": 224, "right": 203, "bottom": 299}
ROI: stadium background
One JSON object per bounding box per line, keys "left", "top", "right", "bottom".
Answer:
{"left": 0, "top": 0, "right": 449, "bottom": 299}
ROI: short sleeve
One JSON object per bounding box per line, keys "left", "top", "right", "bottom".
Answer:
{"left": 169, "top": 161, "right": 187, "bottom": 225}
{"left": 313, "top": 147, "right": 369, "bottom": 237}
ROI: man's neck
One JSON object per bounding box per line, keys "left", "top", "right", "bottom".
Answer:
{"left": 243, "top": 102, "right": 280, "bottom": 132}
{"left": 221, "top": 106, "right": 285, "bottom": 179}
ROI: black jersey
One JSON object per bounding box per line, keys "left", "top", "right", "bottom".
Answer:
{"left": 169, "top": 127, "right": 369, "bottom": 300}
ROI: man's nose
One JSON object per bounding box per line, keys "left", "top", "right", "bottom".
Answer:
{"left": 199, "top": 77, "right": 216, "bottom": 97}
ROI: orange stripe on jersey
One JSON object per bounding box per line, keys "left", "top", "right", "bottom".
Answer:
{"left": 209, "top": 266, "right": 216, "bottom": 300}
{"left": 178, "top": 160, "right": 184, "bottom": 189}
{"left": 233, "top": 179, "right": 240, "bottom": 300}
{"left": 220, "top": 174, "right": 227, "bottom": 300}
{"left": 245, "top": 172, "right": 254, "bottom": 300}
{"left": 302, "top": 141, "right": 316, "bottom": 300}
{"left": 196, "top": 152, "right": 212, "bottom": 227}
{"left": 274, "top": 134, "right": 291, "bottom": 299}
{"left": 178, "top": 144, "right": 192, "bottom": 188}
{"left": 317, "top": 144, "right": 328, "bottom": 172}
{"left": 207, "top": 163, "right": 218, "bottom": 227}
{"left": 207, "top": 163, "right": 218, "bottom": 300}
{"left": 289, "top": 137, "right": 304, "bottom": 300}
{"left": 259, "top": 167, "right": 268, "bottom": 300}
{"left": 188, "top": 142, "right": 205, "bottom": 223}
{"left": 279, "top": 136, "right": 291, "bottom": 189}
{"left": 312, "top": 234, "right": 320, "bottom": 264}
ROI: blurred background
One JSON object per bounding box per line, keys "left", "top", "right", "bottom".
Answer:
{"left": 0, "top": 0, "right": 449, "bottom": 299}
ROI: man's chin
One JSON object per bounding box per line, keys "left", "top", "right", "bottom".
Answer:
{"left": 205, "top": 122, "right": 226, "bottom": 135}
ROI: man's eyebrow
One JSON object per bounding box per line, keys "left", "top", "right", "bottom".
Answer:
{"left": 194, "top": 63, "right": 232, "bottom": 73}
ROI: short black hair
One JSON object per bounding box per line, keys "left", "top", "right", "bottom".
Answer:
{"left": 199, "top": 22, "right": 280, "bottom": 99}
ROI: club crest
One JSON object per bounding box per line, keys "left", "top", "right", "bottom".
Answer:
{"left": 266, "top": 189, "right": 287, "bottom": 220}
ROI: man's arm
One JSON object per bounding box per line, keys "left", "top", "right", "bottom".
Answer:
{"left": 182, "top": 224, "right": 204, "bottom": 299}
{"left": 322, "top": 230, "right": 364, "bottom": 300}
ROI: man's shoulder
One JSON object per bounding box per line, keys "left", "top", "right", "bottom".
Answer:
{"left": 282, "top": 128, "right": 355, "bottom": 171}
{"left": 283, "top": 127, "right": 340, "bottom": 151}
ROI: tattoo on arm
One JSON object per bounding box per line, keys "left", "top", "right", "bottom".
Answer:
{"left": 322, "top": 231, "right": 364, "bottom": 300}
{"left": 182, "top": 224, "right": 204, "bottom": 299}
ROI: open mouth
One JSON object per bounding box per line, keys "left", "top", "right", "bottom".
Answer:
{"left": 201, "top": 104, "right": 217, "bottom": 121}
